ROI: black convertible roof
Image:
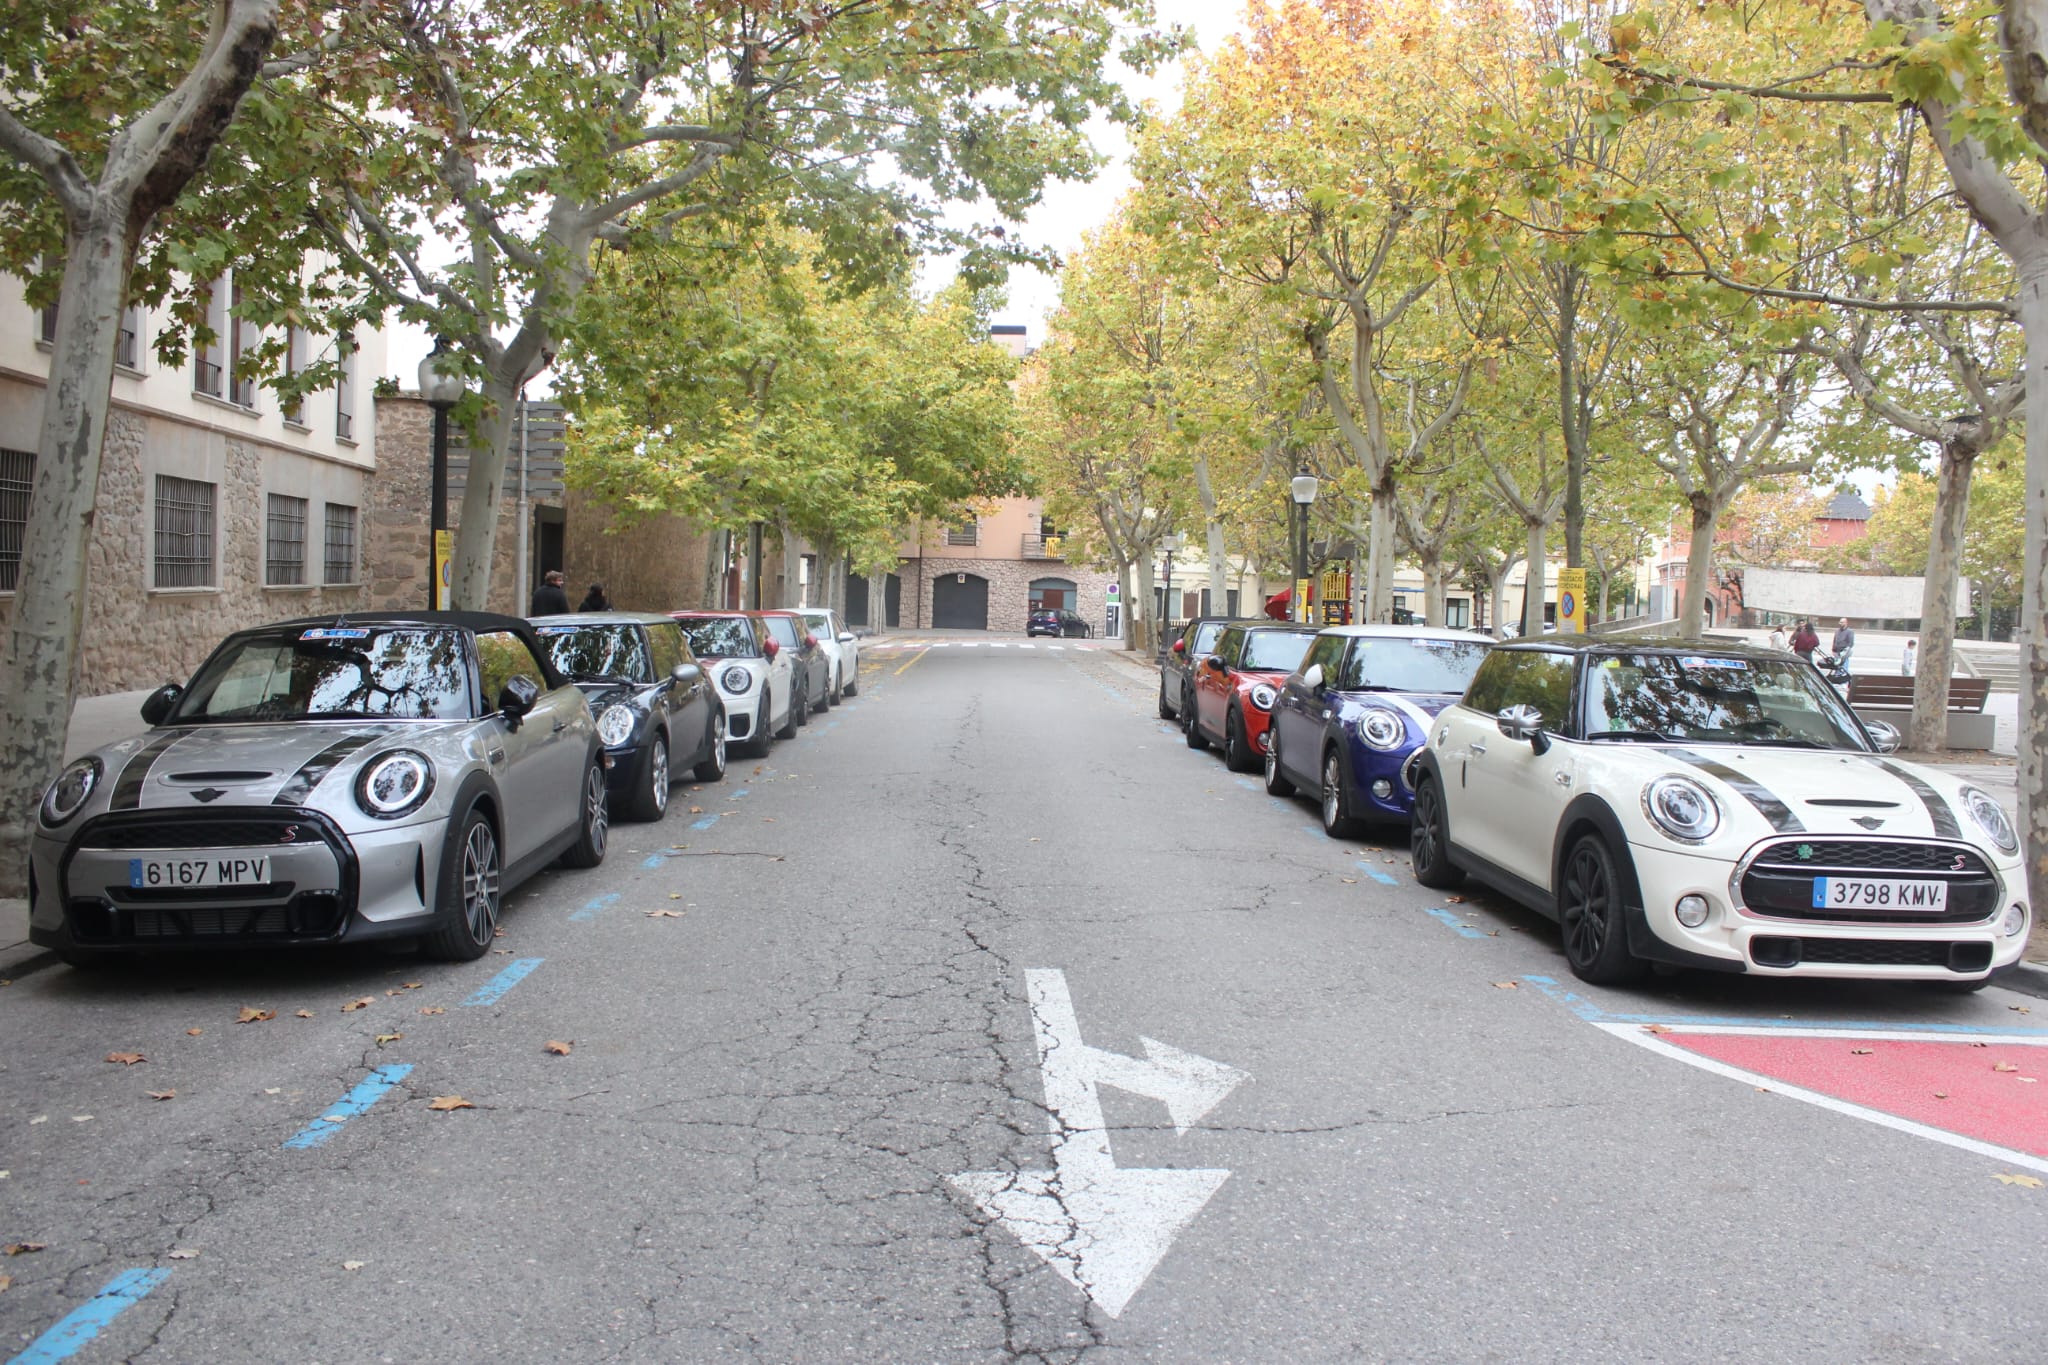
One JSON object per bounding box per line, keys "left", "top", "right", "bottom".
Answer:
{"left": 250, "top": 611, "right": 567, "bottom": 689}
{"left": 1495, "top": 635, "right": 1784, "bottom": 659}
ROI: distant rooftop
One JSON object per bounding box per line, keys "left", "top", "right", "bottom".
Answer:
{"left": 1822, "top": 491, "right": 1871, "bottom": 521}
{"left": 990, "top": 324, "right": 1027, "bottom": 335}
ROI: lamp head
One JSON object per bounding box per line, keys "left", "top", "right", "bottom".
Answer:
{"left": 418, "top": 336, "right": 466, "bottom": 410}
{"left": 1290, "top": 468, "right": 1319, "bottom": 506}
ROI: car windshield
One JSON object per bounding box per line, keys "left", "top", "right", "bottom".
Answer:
{"left": 761, "top": 616, "right": 801, "bottom": 647}
{"left": 1190, "top": 622, "right": 1226, "bottom": 654}
{"left": 534, "top": 624, "right": 650, "bottom": 682}
{"left": 1583, "top": 651, "right": 1870, "bottom": 748}
{"left": 1338, "top": 637, "right": 1489, "bottom": 693}
{"left": 173, "top": 627, "right": 470, "bottom": 722}
{"left": 1241, "top": 631, "right": 1315, "bottom": 672}
{"left": 802, "top": 614, "right": 832, "bottom": 638}
{"left": 678, "top": 618, "right": 756, "bottom": 659}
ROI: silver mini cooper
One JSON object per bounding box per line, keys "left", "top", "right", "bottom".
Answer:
{"left": 29, "top": 612, "right": 610, "bottom": 966}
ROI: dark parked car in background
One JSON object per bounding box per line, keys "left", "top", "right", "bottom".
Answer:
{"left": 1027, "top": 608, "right": 1092, "bottom": 638}
{"left": 532, "top": 612, "right": 727, "bottom": 821}
{"left": 1159, "top": 616, "right": 1256, "bottom": 722}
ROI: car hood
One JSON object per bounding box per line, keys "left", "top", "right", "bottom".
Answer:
{"left": 1637, "top": 744, "right": 1986, "bottom": 844}
{"left": 1344, "top": 691, "right": 1459, "bottom": 729}
{"left": 81, "top": 721, "right": 453, "bottom": 814}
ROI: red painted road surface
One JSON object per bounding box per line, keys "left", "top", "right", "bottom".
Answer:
{"left": 1668, "top": 1033, "right": 2048, "bottom": 1158}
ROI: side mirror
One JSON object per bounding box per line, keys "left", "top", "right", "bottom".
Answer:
{"left": 1496, "top": 704, "right": 1550, "bottom": 754}
{"left": 140, "top": 683, "right": 183, "bottom": 727}
{"left": 671, "top": 662, "right": 704, "bottom": 689}
{"left": 1171, "top": 639, "right": 1186, "bottom": 656}
{"left": 762, "top": 637, "right": 780, "bottom": 661}
{"left": 809, "top": 633, "right": 825, "bottom": 649}
{"left": 498, "top": 674, "right": 540, "bottom": 729}
{"left": 1864, "top": 718, "right": 1902, "bottom": 754}
{"left": 1301, "top": 664, "right": 1325, "bottom": 692}
{"left": 838, "top": 631, "right": 855, "bottom": 644}
{"left": 1206, "top": 653, "right": 1228, "bottom": 672}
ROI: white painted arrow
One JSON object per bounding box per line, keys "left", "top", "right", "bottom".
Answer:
{"left": 949, "top": 968, "right": 1248, "bottom": 1318}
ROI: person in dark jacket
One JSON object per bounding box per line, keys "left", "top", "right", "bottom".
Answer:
{"left": 1791, "top": 620, "right": 1819, "bottom": 660}
{"left": 577, "top": 583, "right": 611, "bottom": 611}
{"left": 529, "top": 569, "right": 569, "bottom": 616}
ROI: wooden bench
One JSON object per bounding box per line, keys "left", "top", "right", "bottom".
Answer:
{"left": 1846, "top": 675, "right": 1995, "bottom": 749}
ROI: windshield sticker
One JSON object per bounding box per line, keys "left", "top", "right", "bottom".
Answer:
{"left": 1677, "top": 656, "right": 1750, "bottom": 671}
{"left": 533, "top": 625, "right": 578, "bottom": 635}
{"left": 300, "top": 628, "right": 370, "bottom": 641}
{"left": 1412, "top": 639, "right": 1459, "bottom": 650}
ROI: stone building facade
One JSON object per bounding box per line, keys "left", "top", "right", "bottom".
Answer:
{"left": 897, "top": 551, "right": 1118, "bottom": 634}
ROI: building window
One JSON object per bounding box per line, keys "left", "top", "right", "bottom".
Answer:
{"left": 335, "top": 334, "right": 356, "bottom": 441}
{"left": 946, "top": 519, "right": 978, "bottom": 547}
{"left": 1445, "top": 599, "right": 1471, "bottom": 630}
{"left": 115, "top": 304, "right": 143, "bottom": 371}
{"left": 38, "top": 303, "right": 57, "bottom": 345}
{"left": 194, "top": 280, "right": 226, "bottom": 397}
{"left": 282, "top": 325, "right": 309, "bottom": 425}
{"left": 265, "top": 494, "right": 307, "bottom": 586}
{"left": 323, "top": 502, "right": 358, "bottom": 585}
{"left": 154, "top": 475, "right": 216, "bottom": 588}
{"left": 0, "top": 448, "right": 32, "bottom": 593}
{"left": 227, "top": 281, "right": 257, "bottom": 408}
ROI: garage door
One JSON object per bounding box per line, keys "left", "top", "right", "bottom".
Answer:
{"left": 846, "top": 573, "right": 901, "bottom": 628}
{"left": 931, "top": 573, "right": 989, "bottom": 630}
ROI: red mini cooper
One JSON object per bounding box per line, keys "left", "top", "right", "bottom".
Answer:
{"left": 1185, "top": 623, "right": 1319, "bottom": 771}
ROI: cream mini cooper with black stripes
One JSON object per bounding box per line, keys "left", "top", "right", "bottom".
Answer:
{"left": 1407, "top": 638, "right": 2028, "bottom": 988}
{"left": 29, "top": 612, "right": 610, "bottom": 968}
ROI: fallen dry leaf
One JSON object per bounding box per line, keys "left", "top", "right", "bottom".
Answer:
{"left": 1643, "top": 1024, "right": 1673, "bottom": 1035}
{"left": 762, "top": 817, "right": 776, "bottom": 823}
{"left": 2012, "top": 1005, "right": 2033, "bottom": 1014}
{"left": 340, "top": 996, "right": 374, "bottom": 1012}
{"left": 374, "top": 1032, "right": 403, "bottom": 1047}
{"left": 1447, "top": 896, "right": 1466, "bottom": 904}
{"left": 342, "top": 1260, "right": 365, "bottom": 1272}
{"left": 385, "top": 988, "right": 404, "bottom": 997}
{"left": 69, "top": 1115, "right": 92, "bottom": 1123}
{"left": 667, "top": 893, "right": 681, "bottom": 900}
{"left": 1934, "top": 1091, "right": 1950, "bottom": 1099}
{"left": 186, "top": 1028, "right": 203, "bottom": 1037}
{"left": 262, "top": 1087, "right": 280, "bottom": 1095}
{"left": 1995, "top": 1061, "right": 2020, "bottom": 1073}
{"left": 403, "top": 982, "right": 422, "bottom": 990}
{"left": 4, "top": 1244, "right": 45, "bottom": 1256}
{"left": 2019, "top": 1077, "right": 2038, "bottom": 1084}
{"left": 1341, "top": 878, "right": 1358, "bottom": 884}
{"left": 427, "top": 1095, "right": 474, "bottom": 1112}
{"left": 1028, "top": 837, "right": 1041, "bottom": 843}
{"left": 1850, "top": 1048, "right": 1874, "bottom": 1056}
{"left": 235, "top": 1008, "right": 274, "bottom": 1024}
{"left": 492, "top": 927, "right": 506, "bottom": 938}
{"left": 105, "top": 1051, "right": 146, "bottom": 1066}
{"left": 419, "top": 1006, "right": 446, "bottom": 1016}
{"left": 166, "top": 1249, "right": 199, "bottom": 1260}
{"left": 543, "top": 1040, "right": 573, "bottom": 1056}
{"left": 1995, "top": 1173, "right": 2045, "bottom": 1188}
{"left": 493, "top": 948, "right": 513, "bottom": 955}
{"left": 1491, "top": 981, "right": 1518, "bottom": 990}
{"left": 294, "top": 1010, "right": 314, "bottom": 1019}
{"left": 645, "top": 909, "right": 685, "bottom": 918}
{"left": 0, "top": 1273, "right": 10, "bottom": 1292}
{"left": 147, "top": 1089, "right": 176, "bottom": 1102}
{"left": 689, "top": 806, "right": 704, "bottom": 814}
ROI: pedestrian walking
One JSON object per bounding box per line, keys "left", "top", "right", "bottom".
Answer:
{"left": 1791, "top": 620, "right": 1819, "bottom": 660}
{"left": 529, "top": 568, "right": 570, "bottom": 616}
{"left": 1901, "top": 638, "right": 1918, "bottom": 675}
{"left": 1831, "top": 617, "right": 1857, "bottom": 660}
{"left": 1769, "top": 623, "right": 1789, "bottom": 651}
{"left": 578, "top": 582, "right": 612, "bottom": 611}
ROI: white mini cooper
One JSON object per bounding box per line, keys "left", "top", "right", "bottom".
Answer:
{"left": 1407, "top": 639, "right": 2028, "bottom": 988}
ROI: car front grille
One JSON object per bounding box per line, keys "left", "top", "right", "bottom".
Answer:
{"left": 75, "top": 815, "right": 324, "bottom": 849}
{"left": 1738, "top": 838, "right": 1999, "bottom": 926}
{"left": 1750, "top": 935, "right": 1993, "bottom": 973}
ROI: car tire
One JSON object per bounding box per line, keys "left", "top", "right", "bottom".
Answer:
{"left": 816, "top": 672, "right": 832, "bottom": 712}
{"left": 778, "top": 687, "right": 803, "bottom": 739}
{"left": 1158, "top": 677, "right": 1176, "bottom": 720}
{"left": 558, "top": 760, "right": 610, "bottom": 869}
{"left": 624, "top": 735, "right": 669, "bottom": 822}
{"left": 1409, "top": 777, "right": 1463, "bottom": 889}
{"left": 693, "top": 710, "right": 728, "bottom": 782}
{"left": 1320, "top": 748, "right": 1363, "bottom": 839}
{"left": 1558, "top": 834, "right": 1649, "bottom": 986}
{"left": 1264, "top": 729, "right": 1296, "bottom": 797}
{"left": 1224, "top": 707, "right": 1256, "bottom": 772}
{"left": 745, "top": 699, "right": 773, "bottom": 757}
{"left": 830, "top": 668, "right": 844, "bottom": 706}
{"left": 423, "top": 805, "right": 501, "bottom": 962}
{"left": 1184, "top": 702, "right": 1210, "bottom": 751}
{"left": 843, "top": 668, "right": 859, "bottom": 697}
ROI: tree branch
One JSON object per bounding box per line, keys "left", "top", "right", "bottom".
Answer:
{"left": 0, "top": 106, "right": 91, "bottom": 220}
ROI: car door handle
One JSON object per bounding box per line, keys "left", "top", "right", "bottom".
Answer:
{"left": 1470, "top": 742, "right": 1487, "bottom": 755}
{"left": 487, "top": 747, "right": 504, "bottom": 765}
{"left": 552, "top": 719, "right": 567, "bottom": 733}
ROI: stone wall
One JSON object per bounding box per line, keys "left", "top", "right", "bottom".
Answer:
{"left": 565, "top": 489, "right": 721, "bottom": 614}
{"left": 899, "top": 554, "right": 1117, "bottom": 633}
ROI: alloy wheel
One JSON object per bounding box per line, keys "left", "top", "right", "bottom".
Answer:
{"left": 1562, "top": 847, "right": 1608, "bottom": 964}
{"left": 648, "top": 739, "right": 669, "bottom": 814}
{"left": 462, "top": 821, "right": 501, "bottom": 946}
{"left": 585, "top": 766, "right": 609, "bottom": 859}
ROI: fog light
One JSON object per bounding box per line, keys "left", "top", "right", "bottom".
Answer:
{"left": 1371, "top": 778, "right": 1393, "bottom": 800}
{"left": 2002, "top": 903, "right": 2028, "bottom": 938}
{"left": 1676, "top": 894, "right": 1710, "bottom": 929}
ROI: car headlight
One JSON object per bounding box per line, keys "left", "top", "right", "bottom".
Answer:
{"left": 356, "top": 750, "right": 434, "bottom": 819}
{"left": 719, "top": 666, "right": 752, "bottom": 695}
{"left": 597, "top": 702, "right": 635, "bottom": 748}
{"left": 1643, "top": 775, "right": 1720, "bottom": 844}
{"left": 1355, "top": 708, "right": 1405, "bottom": 750}
{"left": 1960, "top": 784, "right": 2019, "bottom": 855}
{"left": 39, "top": 756, "right": 102, "bottom": 827}
{"left": 1248, "top": 684, "right": 1278, "bottom": 712}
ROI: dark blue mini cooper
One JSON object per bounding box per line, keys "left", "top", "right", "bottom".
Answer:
{"left": 1264, "top": 626, "right": 1493, "bottom": 837}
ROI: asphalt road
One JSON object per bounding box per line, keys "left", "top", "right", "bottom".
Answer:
{"left": 4, "top": 638, "right": 2046, "bottom": 1362}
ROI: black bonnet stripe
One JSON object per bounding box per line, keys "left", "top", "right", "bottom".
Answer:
{"left": 1873, "top": 759, "right": 1962, "bottom": 839}
{"left": 1662, "top": 748, "right": 1805, "bottom": 833}
{"left": 273, "top": 730, "right": 390, "bottom": 807}
{"left": 108, "top": 729, "right": 192, "bottom": 811}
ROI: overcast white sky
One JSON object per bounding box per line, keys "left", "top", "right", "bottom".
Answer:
{"left": 384, "top": 3, "right": 1250, "bottom": 390}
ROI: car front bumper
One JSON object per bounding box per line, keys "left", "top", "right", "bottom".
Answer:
{"left": 31, "top": 806, "right": 447, "bottom": 954}
{"left": 1624, "top": 839, "right": 2031, "bottom": 980}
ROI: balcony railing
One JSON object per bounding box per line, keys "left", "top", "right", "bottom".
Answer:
{"left": 1021, "top": 534, "right": 1066, "bottom": 559}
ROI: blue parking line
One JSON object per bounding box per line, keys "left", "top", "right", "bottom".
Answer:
{"left": 643, "top": 854, "right": 666, "bottom": 869}
{"left": 8, "top": 1267, "right": 173, "bottom": 1364}
{"left": 729, "top": 789, "right": 749, "bottom": 799}
{"left": 568, "top": 892, "right": 620, "bottom": 923}
{"left": 282, "top": 1064, "right": 414, "bottom": 1150}
{"left": 690, "top": 815, "right": 719, "bottom": 830}
{"left": 1521, "top": 974, "right": 2048, "bottom": 1035}
{"left": 1354, "top": 861, "right": 1400, "bottom": 887}
{"left": 1233, "top": 776, "right": 1260, "bottom": 791}
{"left": 1425, "top": 906, "right": 1489, "bottom": 940}
{"left": 463, "top": 957, "right": 543, "bottom": 1007}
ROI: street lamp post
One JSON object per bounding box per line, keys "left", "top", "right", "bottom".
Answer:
{"left": 1159, "top": 533, "right": 1182, "bottom": 639}
{"left": 417, "top": 338, "right": 466, "bottom": 610}
{"left": 1289, "top": 467, "right": 1319, "bottom": 624}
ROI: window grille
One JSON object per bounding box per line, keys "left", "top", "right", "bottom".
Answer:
{"left": 193, "top": 281, "right": 225, "bottom": 397}
{"left": 154, "top": 475, "right": 216, "bottom": 588}
{"left": 0, "top": 448, "right": 32, "bottom": 592}
{"left": 946, "top": 521, "right": 978, "bottom": 547}
{"left": 324, "top": 503, "right": 358, "bottom": 585}
{"left": 335, "top": 336, "right": 356, "bottom": 440}
{"left": 116, "top": 305, "right": 142, "bottom": 370}
{"left": 266, "top": 494, "right": 307, "bottom": 586}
